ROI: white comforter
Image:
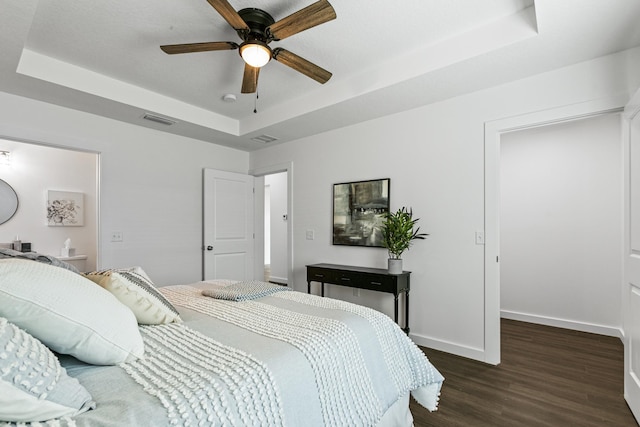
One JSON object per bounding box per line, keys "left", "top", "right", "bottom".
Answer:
{"left": 38, "top": 281, "right": 444, "bottom": 427}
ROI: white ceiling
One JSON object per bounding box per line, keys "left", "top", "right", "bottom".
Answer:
{"left": 2, "top": 0, "right": 640, "bottom": 151}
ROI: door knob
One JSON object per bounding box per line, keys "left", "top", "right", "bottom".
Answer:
{"left": 206, "top": 245, "right": 213, "bottom": 251}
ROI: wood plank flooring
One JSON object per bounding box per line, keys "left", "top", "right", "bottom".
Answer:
{"left": 410, "top": 319, "right": 638, "bottom": 426}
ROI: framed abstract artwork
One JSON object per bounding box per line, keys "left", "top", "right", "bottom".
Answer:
{"left": 332, "top": 178, "right": 390, "bottom": 247}
{"left": 47, "top": 190, "right": 84, "bottom": 226}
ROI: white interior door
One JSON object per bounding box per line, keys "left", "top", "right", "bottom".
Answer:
{"left": 623, "top": 88, "right": 640, "bottom": 422}
{"left": 203, "top": 168, "right": 254, "bottom": 281}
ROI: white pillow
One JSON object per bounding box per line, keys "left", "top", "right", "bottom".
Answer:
{"left": 84, "top": 267, "right": 182, "bottom": 325}
{"left": 0, "top": 317, "right": 96, "bottom": 422}
{"left": 0, "top": 259, "right": 144, "bottom": 365}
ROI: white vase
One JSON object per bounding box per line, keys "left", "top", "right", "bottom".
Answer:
{"left": 388, "top": 258, "right": 403, "bottom": 274}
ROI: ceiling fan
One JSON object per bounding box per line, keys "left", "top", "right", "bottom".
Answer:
{"left": 160, "top": 0, "right": 336, "bottom": 94}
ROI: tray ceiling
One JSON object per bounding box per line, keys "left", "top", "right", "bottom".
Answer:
{"left": 2, "top": 0, "right": 640, "bottom": 150}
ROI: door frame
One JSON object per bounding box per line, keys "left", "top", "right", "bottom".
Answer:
{"left": 483, "top": 96, "right": 625, "bottom": 365}
{"left": 623, "top": 87, "right": 640, "bottom": 421}
{"left": 250, "top": 162, "right": 294, "bottom": 287}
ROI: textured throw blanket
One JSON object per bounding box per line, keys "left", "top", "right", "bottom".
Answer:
{"left": 164, "top": 284, "right": 444, "bottom": 425}
{"left": 201, "top": 280, "right": 290, "bottom": 301}
{"left": 121, "top": 323, "right": 285, "bottom": 426}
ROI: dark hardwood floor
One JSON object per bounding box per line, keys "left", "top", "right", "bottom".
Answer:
{"left": 410, "top": 319, "right": 638, "bottom": 427}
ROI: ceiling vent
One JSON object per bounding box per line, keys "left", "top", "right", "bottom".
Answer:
{"left": 251, "top": 134, "right": 278, "bottom": 144}
{"left": 142, "top": 113, "right": 176, "bottom": 126}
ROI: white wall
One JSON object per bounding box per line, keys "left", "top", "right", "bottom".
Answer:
{"left": 0, "top": 91, "right": 249, "bottom": 286}
{"left": 500, "top": 114, "right": 623, "bottom": 336}
{"left": 264, "top": 184, "right": 271, "bottom": 265}
{"left": 0, "top": 139, "right": 98, "bottom": 270}
{"left": 265, "top": 172, "right": 288, "bottom": 284}
{"left": 250, "top": 47, "right": 640, "bottom": 360}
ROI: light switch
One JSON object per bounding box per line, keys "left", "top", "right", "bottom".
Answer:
{"left": 475, "top": 231, "right": 485, "bottom": 245}
{"left": 306, "top": 229, "right": 314, "bottom": 240}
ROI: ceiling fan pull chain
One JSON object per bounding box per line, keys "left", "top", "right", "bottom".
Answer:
{"left": 254, "top": 91, "right": 259, "bottom": 114}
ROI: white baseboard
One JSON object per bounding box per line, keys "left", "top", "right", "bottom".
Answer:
{"left": 269, "top": 276, "right": 288, "bottom": 285}
{"left": 409, "top": 333, "right": 490, "bottom": 364}
{"left": 410, "top": 312, "right": 624, "bottom": 366}
{"left": 500, "top": 310, "right": 623, "bottom": 340}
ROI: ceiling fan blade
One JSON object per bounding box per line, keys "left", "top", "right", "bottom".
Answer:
{"left": 267, "top": 0, "right": 336, "bottom": 41}
{"left": 206, "top": 0, "right": 249, "bottom": 31}
{"left": 241, "top": 64, "right": 260, "bottom": 93}
{"left": 160, "top": 41, "right": 238, "bottom": 54}
{"left": 273, "top": 48, "right": 332, "bottom": 84}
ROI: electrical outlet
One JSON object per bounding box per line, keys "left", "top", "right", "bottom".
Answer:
{"left": 111, "top": 231, "right": 123, "bottom": 242}
{"left": 475, "top": 231, "right": 485, "bottom": 245}
{"left": 353, "top": 288, "right": 360, "bottom": 297}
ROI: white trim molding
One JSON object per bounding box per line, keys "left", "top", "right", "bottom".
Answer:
{"left": 501, "top": 310, "right": 624, "bottom": 340}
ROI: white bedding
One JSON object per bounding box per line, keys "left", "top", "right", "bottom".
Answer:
{"left": 2, "top": 280, "right": 444, "bottom": 426}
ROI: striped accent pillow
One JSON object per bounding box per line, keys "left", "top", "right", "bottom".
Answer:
{"left": 84, "top": 266, "right": 181, "bottom": 325}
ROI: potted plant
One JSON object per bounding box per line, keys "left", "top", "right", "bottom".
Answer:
{"left": 381, "top": 207, "right": 428, "bottom": 274}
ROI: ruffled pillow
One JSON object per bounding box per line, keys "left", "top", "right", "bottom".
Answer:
{"left": 0, "top": 317, "right": 96, "bottom": 422}
{"left": 84, "top": 266, "right": 181, "bottom": 325}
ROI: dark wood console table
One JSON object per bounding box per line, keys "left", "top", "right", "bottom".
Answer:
{"left": 306, "top": 263, "right": 411, "bottom": 333}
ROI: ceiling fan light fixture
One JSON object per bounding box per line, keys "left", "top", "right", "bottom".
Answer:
{"left": 240, "top": 41, "right": 271, "bottom": 68}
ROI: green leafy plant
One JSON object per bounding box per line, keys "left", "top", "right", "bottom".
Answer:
{"left": 381, "top": 207, "right": 428, "bottom": 259}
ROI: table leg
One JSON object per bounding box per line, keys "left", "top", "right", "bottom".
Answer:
{"left": 404, "top": 289, "right": 410, "bottom": 335}
{"left": 321, "top": 283, "right": 325, "bottom": 297}
{"left": 394, "top": 293, "right": 399, "bottom": 324}
{"left": 307, "top": 281, "right": 311, "bottom": 294}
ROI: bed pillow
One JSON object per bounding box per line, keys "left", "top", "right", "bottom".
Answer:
{"left": 0, "top": 248, "right": 80, "bottom": 274}
{"left": 0, "top": 317, "right": 96, "bottom": 422}
{"left": 0, "top": 259, "right": 144, "bottom": 365}
{"left": 84, "top": 267, "right": 181, "bottom": 325}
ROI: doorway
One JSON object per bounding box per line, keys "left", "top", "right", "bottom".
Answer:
{"left": 499, "top": 114, "right": 623, "bottom": 336}
{"left": 263, "top": 171, "right": 288, "bottom": 285}
{"left": 251, "top": 162, "right": 293, "bottom": 288}
{"left": 0, "top": 137, "right": 99, "bottom": 271}
{"left": 484, "top": 98, "right": 625, "bottom": 364}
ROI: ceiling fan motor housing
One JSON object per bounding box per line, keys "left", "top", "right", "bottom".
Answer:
{"left": 237, "top": 8, "right": 275, "bottom": 42}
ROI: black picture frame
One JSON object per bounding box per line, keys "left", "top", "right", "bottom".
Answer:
{"left": 332, "top": 178, "right": 390, "bottom": 247}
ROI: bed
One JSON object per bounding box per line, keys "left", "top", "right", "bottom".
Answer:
{"left": 0, "top": 252, "right": 443, "bottom": 427}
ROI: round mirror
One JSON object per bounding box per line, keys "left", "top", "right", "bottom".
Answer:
{"left": 0, "top": 178, "right": 18, "bottom": 225}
